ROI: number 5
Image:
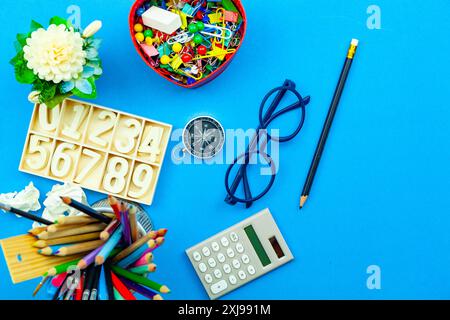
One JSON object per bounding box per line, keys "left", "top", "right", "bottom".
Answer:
{"left": 26, "top": 135, "right": 51, "bottom": 170}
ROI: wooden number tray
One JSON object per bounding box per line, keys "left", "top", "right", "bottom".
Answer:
{"left": 19, "top": 99, "right": 172, "bottom": 205}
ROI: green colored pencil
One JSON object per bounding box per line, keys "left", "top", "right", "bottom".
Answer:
{"left": 110, "top": 265, "right": 170, "bottom": 293}
{"left": 114, "top": 288, "right": 125, "bottom": 300}
{"left": 44, "top": 258, "right": 81, "bottom": 276}
{"left": 128, "top": 264, "right": 157, "bottom": 274}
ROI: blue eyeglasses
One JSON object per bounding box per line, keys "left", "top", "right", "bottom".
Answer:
{"left": 224, "top": 80, "right": 311, "bottom": 208}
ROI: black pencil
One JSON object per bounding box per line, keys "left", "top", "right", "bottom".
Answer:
{"left": 60, "top": 196, "right": 111, "bottom": 224}
{"left": 300, "top": 39, "right": 359, "bottom": 209}
{"left": 0, "top": 202, "right": 53, "bottom": 225}
{"left": 82, "top": 264, "right": 96, "bottom": 300}
{"left": 103, "top": 263, "right": 115, "bottom": 300}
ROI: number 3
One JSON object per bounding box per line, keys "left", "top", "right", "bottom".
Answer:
{"left": 114, "top": 119, "right": 142, "bottom": 154}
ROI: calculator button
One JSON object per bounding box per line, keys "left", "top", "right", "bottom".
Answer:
{"left": 220, "top": 237, "right": 229, "bottom": 247}
{"left": 247, "top": 265, "right": 256, "bottom": 275}
{"left": 217, "top": 253, "right": 226, "bottom": 263}
{"left": 202, "top": 247, "right": 211, "bottom": 257}
{"left": 205, "top": 274, "right": 213, "bottom": 284}
{"left": 192, "top": 251, "right": 201, "bottom": 261}
{"left": 226, "top": 248, "right": 235, "bottom": 258}
{"left": 238, "top": 270, "right": 247, "bottom": 280}
{"left": 241, "top": 254, "right": 250, "bottom": 264}
{"left": 236, "top": 243, "right": 244, "bottom": 253}
{"left": 230, "top": 232, "right": 239, "bottom": 242}
{"left": 210, "top": 280, "right": 228, "bottom": 295}
{"left": 232, "top": 259, "right": 241, "bottom": 269}
{"left": 213, "top": 269, "right": 223, "bottom": 279}
{"left": 211, "top": 242, "right": 220, "bottom": 252}
{"left": 208, "top": 258, "right": 217, "bottom": 268}
{"left": 198, "top": 263, "right": 207, "bottom": 273}
{"left": 229, "top": 275, "right": 237, "bottom": 285}
{"left": 223, "top": 264, "right": 231, "bottom": 274}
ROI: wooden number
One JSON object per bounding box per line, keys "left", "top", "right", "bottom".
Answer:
{"left": 74, "top": 149, "right": 102, "bottom": 183}
{"left": 128, "top": 164, "right": 154, "bottom": 199}
{"left": 26, "top": 135, "right": 51, "bottom": 170}
{"left": 138, "top": 126, "right": 164, "bottom": 163}
{"left": 88, "top": 111, "right": 117, "bottom": 147}
{"left": 50, "top": 143, "right": 76, "bottom": 178}
{"left": 114, "top": 119, "right": 142, "bottom": 154}
{"left": 38, "top": 104, "right": 60, "bottom": 132}
{"left": 62, "top": 104, "right": 87, "bottom": 140}
{"left": 102, "top": 157, "right": 129, "bottom": 194}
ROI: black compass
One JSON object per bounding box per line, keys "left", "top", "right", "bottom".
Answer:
{"left": 182, "top": 116, "right": 225, "bottom": 159}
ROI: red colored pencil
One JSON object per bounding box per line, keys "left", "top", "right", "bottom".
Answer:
{"left": 111, "top": 272, "right": 136, "bottom": 300}
{"left": 75, "top": 272, "right": 85, "bottom": 300}
{"left": 108, "top": 195, "right": 121, "bottom": 220}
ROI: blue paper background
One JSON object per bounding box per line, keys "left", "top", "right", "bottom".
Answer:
{"left": 0, "top": 0, "right": 449, "bottom": 300}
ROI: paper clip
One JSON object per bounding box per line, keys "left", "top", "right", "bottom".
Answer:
{"left": 178, "top": 68, "right": 203, "bottom": 81}
{"left": 201, "top": 24, "right": 233, "bottom": 40}
{"left": 167, "top": 32, "right": 194, "bottom": 45}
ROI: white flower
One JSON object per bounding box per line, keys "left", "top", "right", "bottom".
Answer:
{"left": 83, "top": 20, "right": 102, "bottom": 38}
{"left": 23, "top": 24, "right": 86, "bottom": 83}
{"left": 28, "top": 91, "right": 41, "bottom": 103}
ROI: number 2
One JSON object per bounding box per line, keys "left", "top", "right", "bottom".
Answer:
{"left": 88, "top": 111, "right": 117, "bottom": 147}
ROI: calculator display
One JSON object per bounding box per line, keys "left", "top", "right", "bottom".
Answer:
{"left": 244, "top": 225, "right": 271, "bottom": 267}
{"left": 269, "top": 236, "right": 285, "bottom": 259}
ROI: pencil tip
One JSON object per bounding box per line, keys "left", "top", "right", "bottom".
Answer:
{"left": 299, "top": 196, "right": 308, "bottom": 209}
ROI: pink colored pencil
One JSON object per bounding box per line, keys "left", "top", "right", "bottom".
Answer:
{"left": 131, "top": 252, "right": 153, "bottom": 268}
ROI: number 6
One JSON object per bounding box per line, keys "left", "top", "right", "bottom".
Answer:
{"left": 50, "top": 143, "right": 76, "bottom": 178}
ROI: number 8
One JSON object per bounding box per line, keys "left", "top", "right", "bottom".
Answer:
{"left": 102, "top": 157, "right": 129, "bottom": 194}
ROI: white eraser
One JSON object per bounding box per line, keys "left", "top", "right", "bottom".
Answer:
{"left": 142, "top": 6, "right": 182, "bottom": 35}
{"left": 351, "top": 39, "right": 359, "bottom": 46}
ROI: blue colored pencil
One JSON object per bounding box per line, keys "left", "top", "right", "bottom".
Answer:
{"left": 95, "top": 225, "right": 123, "bottom": 266}
{"left": 98, "top": 266, "right": 108, "bottom": 300}
{"left": 116, "top": 239, "right": 156, "bottom": 269}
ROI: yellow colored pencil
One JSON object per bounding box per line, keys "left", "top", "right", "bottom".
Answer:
{"left": 55, "top": 239, "right": 105, "bottom": 256}
{"left": 32, "top": 232, "right": 101, "bottom": 248}
{"left": 38, "top": 223, "right": 106, "bottom": 240}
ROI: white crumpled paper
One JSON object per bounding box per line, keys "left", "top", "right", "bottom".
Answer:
{"left": 0, "top": 182, "right": 41, "bottom": 216}
{"left": 32, "top": 182, "right": 88, "bottom": 228}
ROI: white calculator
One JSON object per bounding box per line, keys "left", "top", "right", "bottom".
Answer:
{"left": 186, "top": 208, "right": 294, "bottom": 299}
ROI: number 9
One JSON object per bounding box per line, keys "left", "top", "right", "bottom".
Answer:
{"left": 128, "top": 164, "right": 154, "bottom": 199}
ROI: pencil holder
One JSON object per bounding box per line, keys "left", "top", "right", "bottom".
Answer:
{"left": 129, "top": 0, "right": 247, "bottom": 88}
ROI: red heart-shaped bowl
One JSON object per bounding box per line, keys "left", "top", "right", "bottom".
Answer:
{"left": 129, "top": 0, "right": 247, "bottom": 88}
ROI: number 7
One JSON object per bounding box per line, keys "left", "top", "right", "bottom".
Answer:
{"left": 74, "top": 149, "right": 102, "bottom": 183}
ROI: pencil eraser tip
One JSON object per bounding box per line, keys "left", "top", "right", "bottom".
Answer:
{"left": 351, "top": 39, "right": 359, "bottom": 46}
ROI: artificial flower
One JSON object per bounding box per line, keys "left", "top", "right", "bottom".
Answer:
{"left": 23, "top": 24, "right": 86, "bottom": 83}
{"left": 83, "top": 20, "right": 102, "bottom": 38}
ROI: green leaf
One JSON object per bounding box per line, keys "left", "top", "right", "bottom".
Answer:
{"left": 15, "top": 65, "right": 36, "bottom": 84}
{"left": 10, "top": 51, "right": 24, "bottom": 66}
{"left": 43, "top": 93, "right": 71, "bottom": 109}
{"left": 30, "top": 20, "right": 43, "bottom": 32}
{"left": 40, "top": 84, "right": 57, "bottom": 102}
{"left": 16, "top": 33, "right": 29, "bottom": 47}
{"left": 49, "top": 16, "right": 69, "bottom": 28}
{"left": 72, "top": 77, "right": 97, "bottom": 99}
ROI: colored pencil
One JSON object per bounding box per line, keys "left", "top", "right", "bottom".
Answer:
{"left": 108, "top": 195, "right": 122, "bottom": 220}
{"left": 52, "top": 273, "right": 70, "bottom": 300}
{"left": 77, "top": 243, "right": 105, "bottom": 269}
{"left": 55, "top": 239, "right": 105, "bottom": 256}
{"left": 98, "top": 266, "right": 108, "bottom": 300}
{"left": 111, "top": 265, "right": 170, "bottom": 293}
{"left": 299, "top": 39, "right": 359, "bottom": 209}
{"left": 37, "top": 223, "right": 106, "bottom": 240}
{"left": 134, "top": 237, "right": 165, "bottom": 261}
{"left": 47, "top": 223, "right": 88, "bottom": 233}
{"left": 110, "top": 271, "right": 136, "bottom": 300}
{"left": 120, "top": 202, "right": 132, "bottom": 246}
{"left": 128, "top": 263, "right": 157, "bottom": 274}
{"left": 128, "top": 206, "right": 138, "bottom": 242}
{"left": 111, "top": 230, "right": 158, "bottom": 263}
{"left": 90, "top": 265, "right": 102, "bottom": 300}
{"left": 38, "top": 244, "right": 67, "bottom": 256}
{"left": 28, "top": 226, "right": 47, "bottom": 236}
{"left": 74, "top": 271, "right": 85, "bottom": 300}
{"left": 0, "top": 202, "right": 52, "bottom": 225}
{"left": 45, "top": 258, "right": 81, "bottom": 277}
{"left": 103, "top": 263, "right": 115, "bottom": 300}
{"left": 33, "top": 232, "right": 101, "bottom": 248}
{"left": 60, "top": 196, "right": 111, "bottom": 224}
{"left": 116, "top": 239, "right": 157, "bottom": 268}
{"left": 82, "top": 264, "right": 95, "bottom": 300}
{"left": 113, "top": 288, "right": 124, "bottom": 300}
{"left": 100, "top": 219, "right": 120, "bottom": 241}
{"left": 55, "top": 215, "right": 99, "bottom": 225}
{"left": 95, "top": 225, "right": 124, "bottom": 266}
{"left": 120, "top": 277, "right": 162, "bottom": 300}
{"left": 132, "top": 252, "right": 154, "bottom": 267}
